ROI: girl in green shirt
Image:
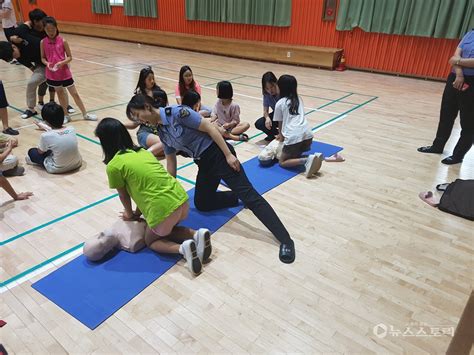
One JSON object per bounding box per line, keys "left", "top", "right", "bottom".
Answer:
{"left": 95, "top": 118, "right": 211, "bottom": 276}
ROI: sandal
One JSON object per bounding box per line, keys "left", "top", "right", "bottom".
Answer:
{"left": 436, "top": 183, "right": 450, "bottom": 192}
{"left": 239, "top": 133, "right": 249, "bottom": 142}
{"left": 418, "top": 191, "right": 440, "bottom": 207}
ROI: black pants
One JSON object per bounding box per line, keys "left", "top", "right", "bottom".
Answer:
{"left": 432, "top": 73, "right": 474, "bottom": 159}
{"left": 255, "top": 111, "right": 278, "bottom": 139}
{"left": 194, "top": 142, "right": 292, "bottom": 244}
{"left": 38, "top": 81, "right": 55, "bottom": 98}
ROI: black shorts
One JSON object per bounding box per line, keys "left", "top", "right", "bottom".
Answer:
{"left": 47, "top": 78, "right": 75, "bottom": 88}
{"left": 282, "top": 138, "right": 313, "bottom": 158}
{"left": 0, "top": 81, "right": 8, "bottom": 109}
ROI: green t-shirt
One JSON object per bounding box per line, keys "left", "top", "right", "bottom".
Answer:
{"left": 106, "top": 149, "right": 188, "bottom": 228}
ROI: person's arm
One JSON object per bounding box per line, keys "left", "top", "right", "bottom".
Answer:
{"left": 40, "top": 40, "right": 49, "bottom": 67}
{"left": 457, "top": 58, "right": 474, "bottom": 68}
{"left": 116, "top": 187, "right": 135, "bottom": 221}
{"left": 165, "top": 152, "right": 177, "bottom": 177}
{"left": 449, "top": 48, "right": 465, "bottom": 90}
{"left": 276, "top": 121, "right": 284, "bottom": 142}
{"left": 56, "top": 40, "right": 72, "bottom": 68}
{"left": 0, "top": 141, "right": 13, "bottom": 163}
{"left": 123, "top": 121, "right": 139, "bottom": 129}
{"left": 0, "top": 176, "right": 33, "bottom": 200}
{"left": 197, "top": 118, "right": 240, "bottom": 171}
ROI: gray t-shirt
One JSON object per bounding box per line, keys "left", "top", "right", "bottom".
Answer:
{"left": 39, "top": 126, "right": 82, "bottom": 173}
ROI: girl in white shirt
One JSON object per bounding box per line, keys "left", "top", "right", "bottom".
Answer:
{"left": 273, "top": 75, "right": 323, "bottom": 178}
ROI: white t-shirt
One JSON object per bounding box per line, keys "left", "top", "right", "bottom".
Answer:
{"left": 273, "top": 96, "right": 313, "bottom": 145}
{"left": 39, "top": 126, "right": 82, "bottom": 174}
{"left": 1, "top": 0, "right": 17, "bottom": 29}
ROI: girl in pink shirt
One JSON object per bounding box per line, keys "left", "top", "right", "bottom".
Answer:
{"left": 40, "top": 17, "right": 96, "bottom": 123}
{"left": 210, "top": 81, "right": 249, "bottom": 142}
{"left": 175, "top": 65, "right": 211, "bottom": 117}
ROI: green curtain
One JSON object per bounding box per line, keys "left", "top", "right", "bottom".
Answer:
{"left": 124, "top": 0, "right": 158, "bottom": 18}
{"left": 185, "top": 0, "right": 291, "bottom": 27}
{"left": 336, "top": 0, "right": 474, "bottom": 39}
{"left": 91, "top": 0, "right": 111, "bottom": 14}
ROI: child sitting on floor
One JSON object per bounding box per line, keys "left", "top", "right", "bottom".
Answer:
{"left": 27, "top": 102, "right": 82, "bottom": 174}
{"left": 210, "top": 81, "right": 250, "bottom": 142}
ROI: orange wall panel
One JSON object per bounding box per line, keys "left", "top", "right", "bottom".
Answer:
{"left": 18, "top": 0, "right": 458, "bottom": 79}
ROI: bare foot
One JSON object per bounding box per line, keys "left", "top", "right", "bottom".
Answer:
{"left": 418, "top": 191, "right": 439, "bottom": 207}
{"left": 325, "top": 153, "right": 345, "bottom": 162}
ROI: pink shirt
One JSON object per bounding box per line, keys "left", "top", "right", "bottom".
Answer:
{"left": 212, "top": 99, "right": 240, "bottom": 126}
{"left": 175, "top": 81, "right": 202, "bottom": 99}
{"left": 42, "top": 36, "right": 72, "bottom": 82}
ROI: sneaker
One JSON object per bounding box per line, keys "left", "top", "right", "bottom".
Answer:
{"left": 193, "top": 228, "right": 212, "bottom": 263}
{"left": 304, "top": 153, "right": 323, "bottom": 178}
{"left": 2, "top": 166, "right": 25, "bottom": 177}
{"left": 25, "top": 156, "right": 40, "bottom": 166}
{"left": 179, "top": 240, "right": 202, "bottom": 275}
{"left": 83, "top": 113, "right": 97, "bottom": 121}
{"left": 63, "top": 116, "right": 71, "bottom": 124}
{"left": 2, "top": 127, "right": 19, "bottom": 135}
{"left": 67, "top": 105, "right": 76, "bottom": 114}
{"left": 37, "top": 101, "right": 44, "bottom": 111}
{"left": 417, "top": 145, "right": 443, "bottom": 154}
{"left": 21, "top": 109, "right": 37, "bottom": 119}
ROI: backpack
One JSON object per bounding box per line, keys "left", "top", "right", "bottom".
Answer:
{"left": 438, "top": 179, "right": 474, "bottom": 221}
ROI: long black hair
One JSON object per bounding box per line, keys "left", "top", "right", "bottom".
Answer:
{"left": 134, "top": 66, "right": 160, "bottom": 95}
{"left": 261, "top": 71, "right": 277, "bottom": 95}
{"left": 277, "top": 74, "right": 299, "bottom": 115}
{"left": 95, "top": 117, "right": 141, "bottom": 164}
{"left": 178, "top": 65, "right": 195, "bottom": 97}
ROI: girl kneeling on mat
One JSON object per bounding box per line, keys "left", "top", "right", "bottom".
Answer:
{"left": 95, "top": 118, "right": 211, "bottom": 276}
{"left": 126, "top": 91, "right": 296, "bottom": 263}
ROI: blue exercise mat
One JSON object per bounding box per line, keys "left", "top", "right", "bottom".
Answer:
{"left": 32, "top": 140, "right": 342, "bottom": 329}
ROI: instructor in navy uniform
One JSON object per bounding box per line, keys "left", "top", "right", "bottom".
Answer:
{"left": 126, "top": 91, "right": 296, "bottom": 263}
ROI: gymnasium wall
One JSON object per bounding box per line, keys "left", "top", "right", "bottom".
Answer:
{"left": 18, "top": 0, "right": 459, "bottom": 80}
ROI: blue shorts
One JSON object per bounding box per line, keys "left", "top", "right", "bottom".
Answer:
{"left": 137, "top": 130, "right": 151, "bottom": 149}
{"left": 0, "top": 81, "right": 8, "bottom": 109}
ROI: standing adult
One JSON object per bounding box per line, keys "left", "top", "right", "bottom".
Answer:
{"left": 418, "top": 30, "right": 474, "bottom": 165}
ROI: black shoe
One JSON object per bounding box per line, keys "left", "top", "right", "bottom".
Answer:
{"left": 441, "top": 156, "right": 463, "bottom": 165}
{"left": 417, "top": 145, "right": 443, "bottom": 154}
{"left": 279, "top": 240, "right": 295, "bottom": 264}
{"left": 2, "top": 127, "right": 19, "bottom": 135}
{"left": 20, "top": 109, "right": 37, "bottom": 119}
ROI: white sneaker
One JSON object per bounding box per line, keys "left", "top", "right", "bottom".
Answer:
{"left": 304, "top": 153, "right": 323, "bottom": 178}
{"left": 83, "top": 113, "right": 97, "bottom": 121}
{"left": 179, "top": 240, "right": 202, "bottom": 275}
{"left": 193, "top": 228, "right": 212, "bottom": 263}
{"left": 25, "top": 156, "right": 40, "bottom": 166}
{"left": 67, "top": 105, "right": 76, "bottom": 114}
{"left": 63, "top": 116, "right": 71, "bottom": 124}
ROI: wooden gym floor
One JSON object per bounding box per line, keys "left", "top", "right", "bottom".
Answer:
{"left": 0, "top": 34, "right": 472, "bottom": 353}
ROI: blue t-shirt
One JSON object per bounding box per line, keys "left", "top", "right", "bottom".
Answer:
{"left": 157, "top": 105, "right": 213, "bottom": 158}
{"left": 263, "top": 93, "right": 280, "bottom": 111}
{"left": 458, "top": 30, "right": 474, "bottom": 76}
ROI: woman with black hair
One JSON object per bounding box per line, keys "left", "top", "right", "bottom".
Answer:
{"left": 126, "top": 92, "right": 296, "bottom": 264}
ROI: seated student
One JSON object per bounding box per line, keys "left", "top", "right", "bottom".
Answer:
{"left": 123, "top": 67, "right": 164, "bottom": 158}
{"left": 255, "top": 71, "right": 280, "bottom": 142}
{"left": 273, "top": 75, "right": 323, "bottom": 178}
{"left": 26, "top": 102, "right": 82, "bottom": 174}
{"left": 0, "top": 80, "right": 18, "bottom": 135}
{"left": 95, "top": 117, "right": 211, "bottom": 275}
{"left": 210, "top": 81, "right": 250, "bottom": 142}
{"left": 0, "top": 133, "right": 23, "bottom": 176}
{"left": 126, "top": 91, "right": 296, "bottom": 264}
{"left": 175, "top": 65, "right": 211, "bottom": 116}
